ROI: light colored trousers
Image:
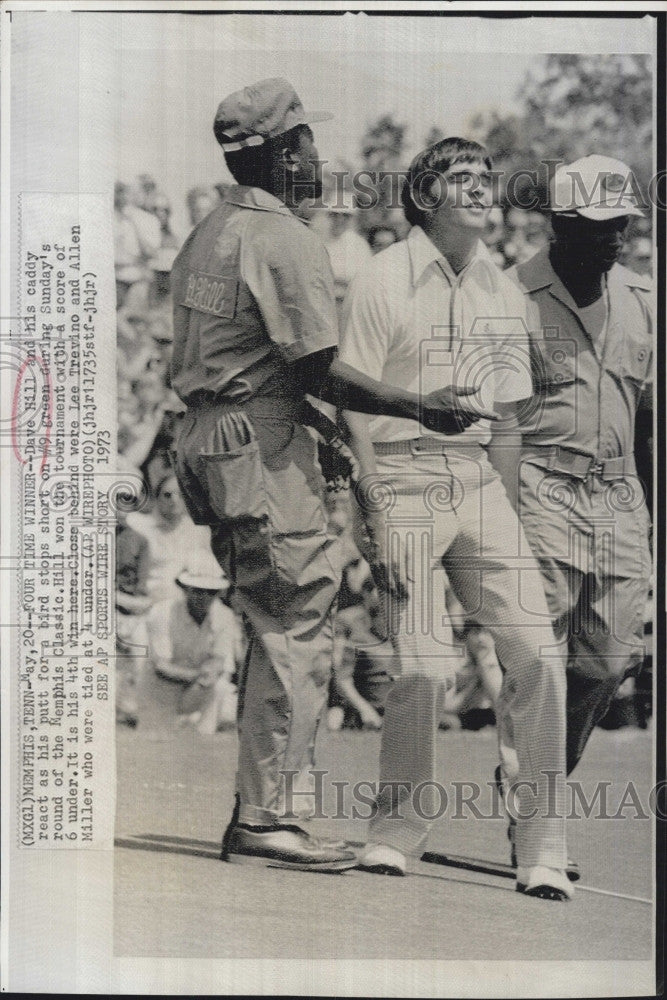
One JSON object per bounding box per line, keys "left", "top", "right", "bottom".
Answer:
{"left": 368, "top": 444, "right": 568, "bottom": 869}
{"left": 514, "top": 458, "right": 652, "bottom": 775}
{"left": 176, "top": 397, "right": 341, "bottom": 827}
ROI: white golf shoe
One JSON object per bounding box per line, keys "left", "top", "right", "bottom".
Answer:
{"left": 356, "top": 843, "right": 407, "bottom": 876}
{"left": 516, "top": 865, "right": 575, "bottom": 901}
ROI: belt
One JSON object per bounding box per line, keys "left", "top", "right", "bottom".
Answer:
{"left": 373, "top": 437, "right": 483, "bottom": 456}
{"left": 185, "top": 392, "right": 300, "bottom": 419}
{"left": 522, "top": 446, "right": 634, "bottom": 481}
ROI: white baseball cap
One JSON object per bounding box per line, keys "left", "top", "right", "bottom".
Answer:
{"left": 550, "top": 155, "right": 644, "bottom": 220}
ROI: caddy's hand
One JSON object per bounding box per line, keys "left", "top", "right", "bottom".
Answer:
{"left": 421, "top": 385, "right": 498, "bottom": 435}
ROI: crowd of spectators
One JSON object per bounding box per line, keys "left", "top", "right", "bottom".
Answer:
{"left": 113, "top": 173, "right": 653, "bottom": 733}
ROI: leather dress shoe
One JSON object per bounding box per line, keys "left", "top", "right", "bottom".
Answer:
{"left": 220, "top": 796, "right": 350, "bottom": 858}
{"left": 224, "top": 823, "right": 357, "bottom": 872}
{"left": 220, "top": 793, "right": 241, "bottom": 860}
{"left": 292, "top": 816, "right": 350, "bottom": 852}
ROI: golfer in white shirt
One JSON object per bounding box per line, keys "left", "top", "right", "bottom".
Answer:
{"left": 341, "top": 137, "right": 572, "bottom": 901}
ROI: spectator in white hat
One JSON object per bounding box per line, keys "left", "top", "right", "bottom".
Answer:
{"left": 146, "top": 555, "right": 245, "bottom": 734}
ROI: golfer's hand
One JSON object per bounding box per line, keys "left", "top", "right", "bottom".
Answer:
{"left": 421, "top": 385, "right": 498, "bottom": 435}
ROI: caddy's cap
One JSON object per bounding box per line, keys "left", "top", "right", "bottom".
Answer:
{"left": 550, "top": 155, "right": 643, "bottom": 220}
{"left": 214, "top": 77, "right": 332, "bottom": 152}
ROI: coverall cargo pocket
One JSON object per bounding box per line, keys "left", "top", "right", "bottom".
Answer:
{"left": 202, "top": 441, "right": 268, "bottom": 522}
{"left": 531, "top": 338, "right": 577, "bottom": 391}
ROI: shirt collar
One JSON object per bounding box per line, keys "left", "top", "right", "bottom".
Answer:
{"left": 517, "top": 245, "right": 652, "bottom": 295}
{"left": 224, "top": 184, "right": 305, "bottom": 222}
{"left": 514, "top": 246, "right": 553, "bottom": 293}
{"left": 406, "top": 225, "right": 493, "bottom": 286}
{"left": 516, "top": 247, "right": 578, "bottom": 316}
{"left": 608, "top": 262, "right": 652, "bottom": 293}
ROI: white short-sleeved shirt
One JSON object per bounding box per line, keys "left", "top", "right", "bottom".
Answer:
{"left": 339, "top": 226, "right": 533, "bottom": 444}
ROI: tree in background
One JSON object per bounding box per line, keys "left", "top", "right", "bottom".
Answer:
{"left": 521, "top": 54, "right": 651, "bottom": 175}
{"left": 356, "top": 113, "right": 408, "bottom": 236}
{"left": 361, "top": 113, "right": 406, "bottom": 171}
{"left": 476, "top": 54, "right": 653, "bottom": 211}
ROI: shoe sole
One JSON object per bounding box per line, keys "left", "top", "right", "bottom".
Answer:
{"left": 357, "top": 862, "right": 405, "bottom": 877}
{"left": 226, "top": 853, "right": 357, "bottom": 873}
{"left": 516, "top": 882, "right": 570, "bottom": 902}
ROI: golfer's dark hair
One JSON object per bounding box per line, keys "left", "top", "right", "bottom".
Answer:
{"left": 221, "top": 124, "right": 312, "bottom": 190}
{"left": 401, "top": 137, "right": 493, "bottom": 228}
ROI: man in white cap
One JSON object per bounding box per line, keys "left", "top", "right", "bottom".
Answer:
{"left": 171, "top": 79, "right": 488, "bottom": 872}
{"left": 146, "top": 556, "right": 243, "bottom": 734}
{"left": 499, "top": 156, "right": 653, "bottom": 861}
